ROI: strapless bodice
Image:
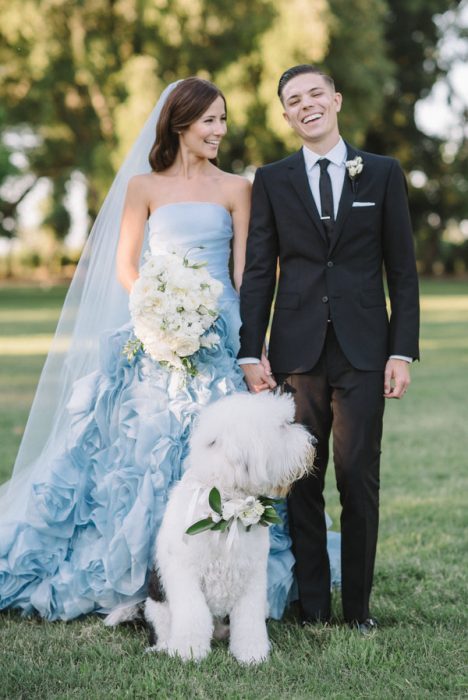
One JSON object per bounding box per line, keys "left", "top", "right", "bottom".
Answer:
{"left": 147, "top": 202, "right": 237, "bottom": 303}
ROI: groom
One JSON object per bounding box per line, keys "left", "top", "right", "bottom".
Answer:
{"left": 238, "top": 65, "right": 419, "bottom": 631}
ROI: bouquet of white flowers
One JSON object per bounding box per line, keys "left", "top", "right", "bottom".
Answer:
{"left": 124, "top": 249, "right": 223, "bottom": 375}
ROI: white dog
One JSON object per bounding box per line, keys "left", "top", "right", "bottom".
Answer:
{"left": 144, "top": 391, "right": 315, "bottom": 664}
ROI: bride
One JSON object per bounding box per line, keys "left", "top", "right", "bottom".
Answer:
{"left": 0, "top": 77, "right": 339, "bottom": 621}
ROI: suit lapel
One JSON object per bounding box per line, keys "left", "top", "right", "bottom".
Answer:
{"left": 329, "top": 142, "right": 359, "bottom": 252}
{"left": 287, "top": 150, "right": 328, "bottom": 244}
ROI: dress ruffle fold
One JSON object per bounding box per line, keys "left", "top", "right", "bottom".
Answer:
{"left": 2, "top": 316, "right": 324, "bottom": 620}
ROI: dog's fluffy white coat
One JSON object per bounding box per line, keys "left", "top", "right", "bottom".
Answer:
{"left": 144, "top": 391, "right": 314, "bottom": 664}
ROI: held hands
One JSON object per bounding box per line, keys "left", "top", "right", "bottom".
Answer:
{"left": 241, "top": 352, "right": 277, "bottom": 393}
{"left": 384, "top": 358, "right": 411, "bottom": 399}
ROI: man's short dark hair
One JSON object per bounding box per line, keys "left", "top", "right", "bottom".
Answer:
{"left": 277, "top": 65, "right": 335, "bottom": 102}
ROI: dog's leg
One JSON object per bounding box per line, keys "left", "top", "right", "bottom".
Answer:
{"left": 144, "top": 599, "right": 171, "bottom": 652}
{"left": 143, "top": 568, "right": 169, "bottom": 652}
{"left": 164, "top": 566, "right": 213, "bottom": 662}
{"left": 229, "top": 573, "right": 270, "bottom": 665}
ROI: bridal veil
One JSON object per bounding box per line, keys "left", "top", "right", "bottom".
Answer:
{"left": 0, "top": 82, "right": 179, "bottom": 516}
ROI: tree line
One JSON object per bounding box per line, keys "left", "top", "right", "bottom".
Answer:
{"left": 0, "top": 0, "right": 466, "bottom": 275}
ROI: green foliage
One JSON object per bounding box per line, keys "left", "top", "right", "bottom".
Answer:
{"left": 0, "top": 108, "right": 22, "bottom": 239}
{"left": 325, "top": 0, "right": 394, "bottom": 145}
{"left": 0, "top": 0, "right": 276, "bottom": 223}
{"left": 0, "top": 0, "right": 465, "bottom": 273}
{"left": 0, "top": 0, "right": 388, "bottom": 229}
{"left": 364, "top": 0, "right": 467, "bottom": 274}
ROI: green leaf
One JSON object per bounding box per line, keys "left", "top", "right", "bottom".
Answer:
{"left": 181, "top": 357, "right": 198, "bottom": 376}
{"left": 185, "top": 518, "right": 215, "bottom": 535}
{"left": 262, "top": 512, "right": 283, "bottom": 525}
{"left": 258, "top": 496, "right": 282, "bottom": 507}
{"left": 209, "top": 487, "right": 222, "bottom": 515}
{"left": 211, "top": 517, "right": 232, "bottom": 532}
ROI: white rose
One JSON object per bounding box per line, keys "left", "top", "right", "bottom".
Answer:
{"left": 199, "top": 332, "right": 220, "bottom": 349}
{"left": 238, "top": 497, "right": 265, "bottom": 526}
{"left": 174, "top": 337, "right": 200, "bottom": 357}
{"left": 345, "top": 156, "right": 363, "bottom": 178}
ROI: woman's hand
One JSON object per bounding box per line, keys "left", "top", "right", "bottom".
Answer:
{"left": 241, "top": 363, "right": 277, "bottom": 393}
{"left": 261, "top": 350, "right": 272, "bottom": 377}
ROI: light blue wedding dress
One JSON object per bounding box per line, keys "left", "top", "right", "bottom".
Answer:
{"left": 0, "top": 202, "right": 340, "bottom": 621}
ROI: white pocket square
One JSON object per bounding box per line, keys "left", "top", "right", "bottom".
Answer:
{"left": 352, "top": 201, "right": 376, "bottom": 207}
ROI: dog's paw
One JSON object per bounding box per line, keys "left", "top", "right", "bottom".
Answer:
{"left": 104, "top": 603, "right": 141, "bottom": 626}
{"left": 144, "top": 640, "right": 169, "bottom": 655}
{"left": 167, "top": 637, "right": 211, "bottom": 662}
{"left": 230, "top": 641, "right": 270, "bottom": 665}
{"left": 144, "top": 645, "right": 158, "bottom": 654}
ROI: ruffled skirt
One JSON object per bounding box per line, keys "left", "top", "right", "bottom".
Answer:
{"left": 0, "top": 313, "right": 340, "bottom": 621}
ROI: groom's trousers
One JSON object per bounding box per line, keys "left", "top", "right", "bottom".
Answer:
{"left": 277, "top": 323, "right": 385, "bottom": 623}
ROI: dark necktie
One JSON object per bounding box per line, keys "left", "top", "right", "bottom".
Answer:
{"left": 318, "top": 158, "right": 334, "bottom": 240}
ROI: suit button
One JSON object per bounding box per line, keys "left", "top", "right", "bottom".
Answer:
{"left": 322, "top": 296, "right": 329, "bottom": 303}
{"left": 327, "top": 261, "right": 334, "bottom": 268}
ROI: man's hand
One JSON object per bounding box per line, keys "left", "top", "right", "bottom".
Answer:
{"left": 384, "top": 358, "right": 411, "bottom": 399}
{"left": 241, "top": 362, "right": 277, "bottom": 393}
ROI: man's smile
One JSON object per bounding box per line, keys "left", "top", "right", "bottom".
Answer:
{"left": 302, "top": 113, "right": 323, "bottom": 124}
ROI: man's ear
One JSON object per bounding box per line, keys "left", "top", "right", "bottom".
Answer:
{"left": 334, "top": 92, "right": 343, "bottom": 113}
{"left": 283, "top": 111, "right": 292, "bottom": 127}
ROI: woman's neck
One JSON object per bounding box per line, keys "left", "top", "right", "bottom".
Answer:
{"left": 169, "top": 150, "right": 213, "bottom": 179}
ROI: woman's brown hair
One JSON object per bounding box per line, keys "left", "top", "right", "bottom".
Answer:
{"left": 149, "top": 77, "right": 226, "bottom": 172}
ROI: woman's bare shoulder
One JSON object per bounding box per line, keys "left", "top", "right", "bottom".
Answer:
{"left": 127, "top": 172, "right": 157, "bottom": 191}
{"left": 218, "top": 170, "right": 251, "bottom": 186}
{"left": 217, "top": 170, "right": 251, "bottom": 198}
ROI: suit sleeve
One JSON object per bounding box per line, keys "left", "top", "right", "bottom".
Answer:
{"left": 382, "top": 160, "right": 420, "bottom": 360}
{"left": 238, "top": 168, "right": 279, "bottom": 359}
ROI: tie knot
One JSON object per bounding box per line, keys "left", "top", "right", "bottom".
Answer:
{"left": 318, "top": 158, "right": 331, "bottom": 173}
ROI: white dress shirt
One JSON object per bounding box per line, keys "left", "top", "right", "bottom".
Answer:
{"left": 302, "top": 137, "right": 347, "bottom": 219}
{"left": 239, "top": 137, "right": 411, "bottom": 365}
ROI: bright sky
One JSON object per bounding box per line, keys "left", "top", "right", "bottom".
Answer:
{"left": 415, "top": 2, "right": 468, "bottom": 142}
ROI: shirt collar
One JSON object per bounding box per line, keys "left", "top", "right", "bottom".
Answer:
{"left": 302, "top": 137, "right": 347, "bottom": 171}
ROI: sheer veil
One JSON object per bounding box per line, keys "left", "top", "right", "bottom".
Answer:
{"left": 0, "top": 81, "right": 180, "bottom": 516}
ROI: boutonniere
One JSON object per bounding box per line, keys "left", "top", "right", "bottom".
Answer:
{"left": 345, "top": 156, "right": 364, "bottom": 192}
{"left": 186, "top": 487, "right": 282, "bottom": 537}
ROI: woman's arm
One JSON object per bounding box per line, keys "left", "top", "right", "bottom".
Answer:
{"left": 116, "top": 176, "right": 150, "bottom": 292}
{"left": 230, "top": 177, "right": 251, "bottom": 293}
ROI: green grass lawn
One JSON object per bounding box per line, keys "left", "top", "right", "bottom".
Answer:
{"left": 0, "top": 280, "right": 467, "bottom": 699}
